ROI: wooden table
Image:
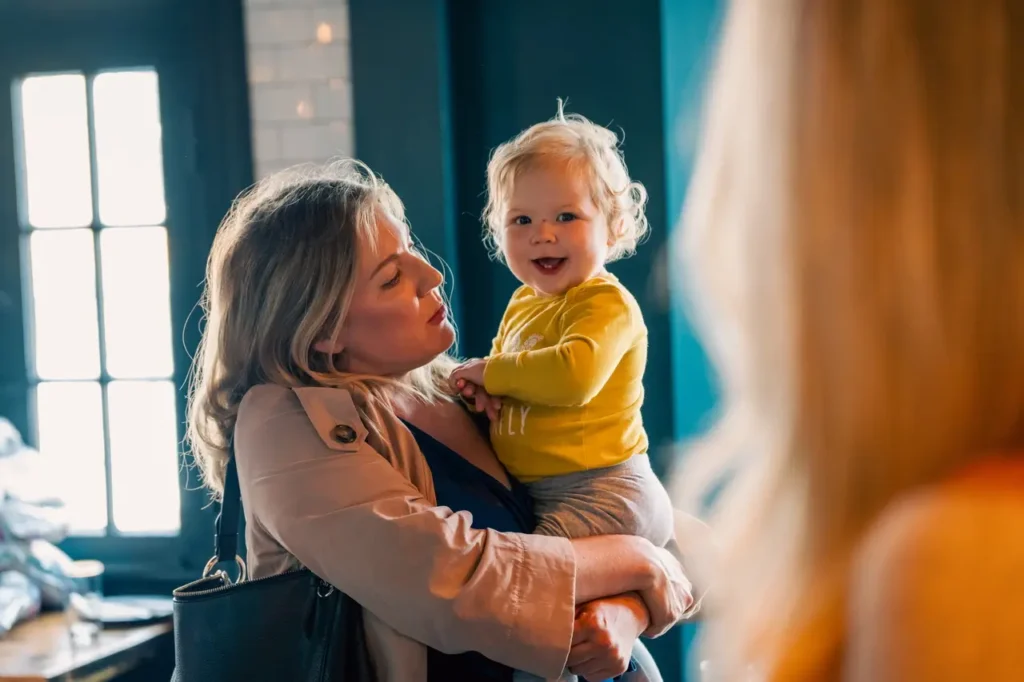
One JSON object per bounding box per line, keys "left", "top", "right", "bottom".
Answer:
{"left": 0, "top": 613, "right": 171, "bottom": 682}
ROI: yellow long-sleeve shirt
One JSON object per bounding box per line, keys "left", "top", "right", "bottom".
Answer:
{"left": 482, "top": 274, "right": 648, "bottom": 482}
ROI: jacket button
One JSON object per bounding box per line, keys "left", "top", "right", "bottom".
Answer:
{"left": 331, "top": 424, "right": 357, "bottom": 444}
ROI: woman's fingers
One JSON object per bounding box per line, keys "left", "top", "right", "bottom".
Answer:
{"left": 568, "top": 641, "right": 629, "bottom": 681}
{"left": 639, "top": 546, "right": 694, "bottom": 637}
{"left": 568, "top": 605, "right": 633, "bottom": 680}
{"left": 566, "top": 640, "right": 597, "bottom": 667}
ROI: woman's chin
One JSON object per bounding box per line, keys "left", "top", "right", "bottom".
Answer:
{"left": 436, "top": 320, "right": 457, "bottom": 350}
{"left": 423, "top": 320, "right": 457, "bottom": 357}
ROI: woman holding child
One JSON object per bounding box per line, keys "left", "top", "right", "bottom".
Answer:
{"left": 186, "top": 108, "right": 698, "bottom": 681}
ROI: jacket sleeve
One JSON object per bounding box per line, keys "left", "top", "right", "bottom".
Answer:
{"left": 234, "top": 385, "right": 576, "bottom": 678}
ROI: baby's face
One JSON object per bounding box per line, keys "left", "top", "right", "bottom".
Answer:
{"left": 500, "top": 162, "right": 612, "bottom": 296}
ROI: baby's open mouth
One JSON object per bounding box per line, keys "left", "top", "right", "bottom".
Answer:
{"left": 532, "top": 257, "right": 566, "bottom": 274}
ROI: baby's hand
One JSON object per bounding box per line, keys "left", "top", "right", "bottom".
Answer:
{"left": 450, "top": 360, "right": 501, "bottom": 421}
{"left": 450, "top": 358, "right": 486, "bottom": 389}
{"left": 461, "top": 383, "right": 502, "bottom": 422}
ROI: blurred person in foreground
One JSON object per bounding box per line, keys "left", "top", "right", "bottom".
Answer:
{"left": 675, "top": 1, "right": 1023, "bottom": 680}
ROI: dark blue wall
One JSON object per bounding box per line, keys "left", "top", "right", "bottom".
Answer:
{"left": 349, "top": 1, "right": 720, "bottom": 678}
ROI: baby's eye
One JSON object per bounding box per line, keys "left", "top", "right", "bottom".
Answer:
{"left": 512, "top": 215, "right": 532, "bottom": 226}
{"left": 556, "top": 212, "right": 578, "bottom": 223}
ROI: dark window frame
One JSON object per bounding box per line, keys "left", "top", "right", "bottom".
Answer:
{"left": 0, "top": 0, "right": 253, "bottom": 586}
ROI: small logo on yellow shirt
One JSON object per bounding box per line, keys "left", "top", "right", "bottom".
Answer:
{"left": 507, "top": 332, "right": 543, "bottom": 352}
{"left": 521, "top": 334, "right": 543, "bottom": 350}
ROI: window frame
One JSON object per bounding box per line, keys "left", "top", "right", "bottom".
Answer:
{"left": 0, "top": 0, "right": 253, "bottom": 585}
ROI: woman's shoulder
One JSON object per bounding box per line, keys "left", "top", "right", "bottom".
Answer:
{"left": 847, "top": 456, "right": 1024, "bottom": 676}
{"left": 859, "top": 456, "right": 1024, "bottom": 571}
{"left": 236, "top": 383, "right": 381, "bottom": 456}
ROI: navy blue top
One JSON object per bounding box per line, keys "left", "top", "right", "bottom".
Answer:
{"left": 404, "top": 420, "right": 636, "bottom": 682}
{"left": 403, "top": 420, "right": 532, "bottom": 682}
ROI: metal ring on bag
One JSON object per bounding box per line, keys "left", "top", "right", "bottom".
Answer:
{"left": 203, "top": 555, "right": 247, "bottom": 583}
{"left": 317, "top": 580, "right": 335, "bottom": 598}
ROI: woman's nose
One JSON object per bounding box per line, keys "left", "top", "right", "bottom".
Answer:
{"left": 419, "top": 261, "right": 444, "bottom": 295}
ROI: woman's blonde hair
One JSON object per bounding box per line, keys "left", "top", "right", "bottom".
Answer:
{"left": 678, "top": 0, "right": 1023, "bottom": 677}
{"left": 482, "top": 101, "right": 650, "bottom": 262}
{"left": 187, "top": 160, "right": 455, "bottom": 497}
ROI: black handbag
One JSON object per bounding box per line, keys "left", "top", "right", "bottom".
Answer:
{"left": 170, "top": 452, "right": 375, "bottom": 681}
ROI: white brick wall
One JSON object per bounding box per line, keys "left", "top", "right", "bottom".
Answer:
{"left": 243, "top": 0, "right": 354, "bottom": 179}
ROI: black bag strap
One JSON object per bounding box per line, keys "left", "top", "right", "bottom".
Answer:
{"left": 203, "top": 441, "right": 246, "bottom": 581}
{"left": 215, "top": 446, "right": 242, "bottom": 563}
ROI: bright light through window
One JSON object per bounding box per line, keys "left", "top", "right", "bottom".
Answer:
{"left": 19, "top": 74, "right": 93, "bottom": 228}
{"left": 93, "top": 71, "right": 167, "bottom": 226}
{"left": 16, "top": 69, "right": 180, "bottom": 536}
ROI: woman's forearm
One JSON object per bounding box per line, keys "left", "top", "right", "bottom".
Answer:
{"left": 570, "top": 535, "right": 656, "bottom": 603}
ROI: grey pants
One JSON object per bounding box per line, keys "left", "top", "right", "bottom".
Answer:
{"left": 515, "top": 455, "right": 674, "bottom": 681}
{"left": 529, "top": 454, "right": 674, "bottom": 546}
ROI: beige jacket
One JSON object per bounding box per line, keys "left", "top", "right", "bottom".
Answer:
{"left": 234, "top": 383, "right": 710, "bottom": 681}
{"left": 234, "top": 384, "right": 577, "bottom": 681}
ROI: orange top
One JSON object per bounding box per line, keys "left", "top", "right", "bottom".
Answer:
{"left": 950, "top": 454, "right": 1024, "bottom": 488}
{"left": 770, "top": 452, "right": 1024, "bottom": 682}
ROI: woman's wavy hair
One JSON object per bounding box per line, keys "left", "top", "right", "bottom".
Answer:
{"left": 676, "top": 0, "right": 1023, "bottom": 678}
{"left": 186, "top": 160, "right": 455, "bottom": 497}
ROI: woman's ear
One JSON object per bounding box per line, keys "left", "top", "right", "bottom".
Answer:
{"left": 313, "top": 337, "right": 344, "bottom": 355}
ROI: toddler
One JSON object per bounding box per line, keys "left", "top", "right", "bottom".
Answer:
{"left": 450, "top": 104, "right": 674, "bottom": 551}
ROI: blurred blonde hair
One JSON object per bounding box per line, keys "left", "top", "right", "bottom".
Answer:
{"left": 482, "top": 100, "right": 649, "bottom": 262}
{"left": 187, "top": 160, "right": 456, "bottom": 497}
{"left": 677, "top": 0, "right": 1023, "bottom": 678}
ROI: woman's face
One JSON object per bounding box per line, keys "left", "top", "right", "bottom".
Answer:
{"left": 330, "top": 211, "right": 455, "bottom": 376}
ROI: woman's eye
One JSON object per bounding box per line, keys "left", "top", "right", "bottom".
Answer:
{"left": 512, "top": 215, "right": 532, "bottom": 226}
{"left": 382, "top": 270, "right": 401, "bottom": 289}
{"left": 556, "top": 212, "right": 578, "bottom": 223}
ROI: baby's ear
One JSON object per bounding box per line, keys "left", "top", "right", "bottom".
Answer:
{"left": 608, "top": 216, "right": 626, "bottom": 245}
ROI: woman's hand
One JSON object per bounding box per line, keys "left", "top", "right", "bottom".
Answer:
{"left": 568, "top": 593, "right": 648, "bottom": 681}
{"left": 637, "top": 545, "right": 694, "bottom": 637}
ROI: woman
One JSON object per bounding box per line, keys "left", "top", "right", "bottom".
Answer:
{"left": 186, "top": 161, "right": 699, "bottom": 682}
{"left": 677, "top": 0, "right": 1023, "bottom": 680}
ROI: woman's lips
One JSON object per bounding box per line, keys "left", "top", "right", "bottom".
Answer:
{"left": 428, "top": 304, "right": 447, "bottom": 325}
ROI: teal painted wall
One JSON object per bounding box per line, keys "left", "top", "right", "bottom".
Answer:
{"left": 349, "top": 1, "right": 720, "bottom": 678}
{"left": 658, "top": 2, "right": 723, "bottom": 677}
{"left": 661, "top": 0, "right": 721, "bottom": 445}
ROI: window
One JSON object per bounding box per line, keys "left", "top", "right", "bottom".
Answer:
{"left": 0, "top": 0, "right": 252, "bottom": 583}
{"left": 14, "top": 69, "right": 180, "bottom": 536}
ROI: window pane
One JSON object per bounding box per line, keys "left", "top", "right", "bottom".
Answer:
{"left": 92, "top": 70, "right": 166, "bottom": 226}
{"left": 36, "top": 381, "right": 107, "bottom": 533}
{"left": 29, "top": 230, "right": 101, "bottom": 380}
{"left": 18, "top": 74, "right": 93, "bottom": 228}
{"left": 107, "top": 380, "right": 180, "bottom": 534}
{"left": 100, "top": 227, "right": 174, "bottom": 378}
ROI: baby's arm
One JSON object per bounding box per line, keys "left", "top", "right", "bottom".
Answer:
{"left": 448, "top": 315, "right": 507, "bottom": 417}
{"left": 482, "top": 283, "right": 638, "bottom": 407}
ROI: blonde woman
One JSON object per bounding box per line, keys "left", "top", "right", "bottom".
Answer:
{"left": 676, "top": 0, "right": 1023, "bottom": 680}
{"left": 187, "top": 161, "right": 697, "bottom": 682}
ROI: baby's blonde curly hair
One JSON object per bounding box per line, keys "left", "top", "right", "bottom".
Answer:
{"left": 482, "top": 101, "right": 649, "bottom": 263}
